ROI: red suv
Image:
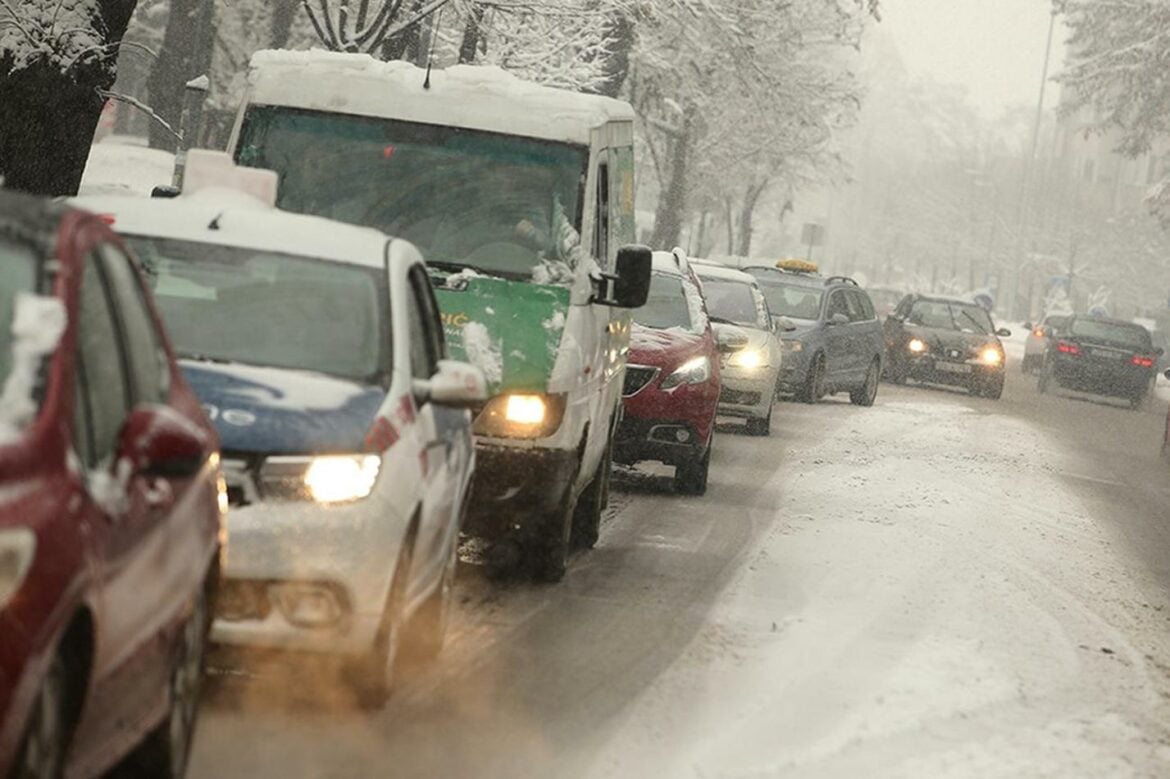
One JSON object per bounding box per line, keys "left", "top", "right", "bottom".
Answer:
{"left": 0, "top": 192, "right": 224, "bottom": 779}
{"left": 615, "top": 250, "right": 722, "bottom": 495}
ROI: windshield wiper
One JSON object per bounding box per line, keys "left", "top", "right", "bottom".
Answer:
{"left": 428, "top": 260, "right": 495, "bottom": 277}
{"left": 178, "top": 352, "right": 236, "bottom": 365}
{"left": 709, "top": 316, "right": 740, "bottom": 326}
{"left": 957, "top": 309, "right": 989, "bottom": 334}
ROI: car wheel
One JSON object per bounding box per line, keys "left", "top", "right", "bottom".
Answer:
{"left": 983, "top": 376, "right": 1005, "bottom": 400}
{"left": 674, "top": 441, "right": 712, "bottom": 495}
{"left": 745, "top": 405, "right": 772, "bottom": 436}
{"left": 570, "top": 440, "right": 610, "bottom": 551}
{"left": 798, "top": 354, "right": 826, "bottom": 403}
{"left": 13, "top": 652, "right": 69, "bottom": 779}
{"left": 850, "top": 359, "right": 880, "bottom": 407}
{"left": 1038, "top": 362, "right": 1051, "bottom": 394}
{"left": 402, "top": 532, "right": 459, "bottom": 664}
{"left": 1130, "top": 392, "right": 1147, "bottom": 411}
{"left": 348, "top": 542, "right": 410, "bottom": 709}
{"left": 118, "top": 583, "right": 211, "bottom": 778}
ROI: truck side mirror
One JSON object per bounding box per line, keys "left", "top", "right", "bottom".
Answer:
{"left": 593, "top": 245, "right": 651, "bottom": 309}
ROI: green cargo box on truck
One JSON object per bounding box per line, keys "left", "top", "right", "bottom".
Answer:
{"left": 227, "top": 50, "right": 650, "bottom": 581}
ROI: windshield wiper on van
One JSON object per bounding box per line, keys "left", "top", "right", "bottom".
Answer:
{"left": 709, "top": 316, "right": 740, "bottom": 326}
{"left": 178, "top": 351, "right": 237, "bottom": 365}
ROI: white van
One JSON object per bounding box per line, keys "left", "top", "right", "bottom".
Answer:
{"left": 225, "top": 51, "right": 650, "bottom": 581}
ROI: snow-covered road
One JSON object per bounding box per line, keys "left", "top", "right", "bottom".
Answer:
{"left": 189, "top": 358, "right": 1170, "bottom": 778}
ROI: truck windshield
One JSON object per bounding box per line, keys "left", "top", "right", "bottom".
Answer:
{"left": 236, "top": 106, "right": 589, "bottom": 282}
{"left": 124, "top": 235, "right": 389, "bottom": 384}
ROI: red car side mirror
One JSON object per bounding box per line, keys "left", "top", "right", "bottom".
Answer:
{"left": 117, "top": 405, "right": 210, "bottom": 479}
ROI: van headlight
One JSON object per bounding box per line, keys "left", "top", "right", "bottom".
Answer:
{"left": 728, "top": 349, "right": 768, "bottom": 369}
{"left": 0, "top": 528, "right": 36, "bottom": 609}
{"left": 303, "top": 455, "right": 382, "bottom": 503}
{"left": 474, "top": 393, "right": 566, "bottom": 439}
{"left": 661, "top": 356, "right": 711, "bottom": 390}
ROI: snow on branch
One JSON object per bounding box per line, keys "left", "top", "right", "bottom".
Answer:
{"left": 0, "top": 0, "right": 109, "bottom": 75}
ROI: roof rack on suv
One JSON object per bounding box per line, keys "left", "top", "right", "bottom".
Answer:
{"left": 824, "top": 276, "right": 859, "bottom": 287}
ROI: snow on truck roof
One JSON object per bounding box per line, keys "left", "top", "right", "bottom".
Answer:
{"left": 246, "top": 49, "right": 636, "bottom": 146}
{"left": 71, "top": 191, "right": 395, "bottom": 269}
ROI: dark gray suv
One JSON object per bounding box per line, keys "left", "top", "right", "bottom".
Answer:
{"left": 743, "top": 264, "right": 885, "bottom": 405}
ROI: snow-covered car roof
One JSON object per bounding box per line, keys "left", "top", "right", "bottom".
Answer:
{"left": 692, "top": 262, "right": 758, "bottom": 285}
{"left": 245, "top": 49, "right": 636, "bottom": 147}
{"left": 71, "top": 190, "right": 395, "bottom": 268}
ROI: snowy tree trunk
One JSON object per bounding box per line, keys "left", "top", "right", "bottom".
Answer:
{"left": 735, "top": 182, "right": 767, "bottom": 257}
{"left": 650, "top": 113, "right": 694, "bottom": 249}
{"left": 272, "top": 0, "right": 300, "bottom": 47}
{"left": 383, "top": 0, "right": 425, "bottom": 61}
{"left": 146, "top": 0, "right": 213, "bottom": 151}
{"left": 589, "top": 11, "right": 633, "bottom": 99}
{"left": 458, "top": 4, "right": 486, "bottom": 64}
{"left": 0, "top": 0, "right": 139, "bottom": 196}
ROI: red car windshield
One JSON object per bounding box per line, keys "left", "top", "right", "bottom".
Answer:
{"left": 0, "top": 238, "right": 38, "bottom": 391}
{"left": 634, "top": 273, "right": 695, "bottom": 332}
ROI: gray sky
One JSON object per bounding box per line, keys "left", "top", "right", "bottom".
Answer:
{"left": 881, "top": 0, "right": 1064, "bottom": 117}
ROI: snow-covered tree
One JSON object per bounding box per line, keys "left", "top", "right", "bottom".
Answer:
{"left": 631, "top": 0, "right": 874, "bottom": 252}
{"left": 0, "top": 0, "right": 140, "bottom": 195}
{"left": 1059, "top": 0, "right": 1170, "bottom": 224}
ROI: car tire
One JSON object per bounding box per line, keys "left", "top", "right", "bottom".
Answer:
{"left": 745, "top": 405, "right": 772, "bottom": 436}
{"left": 533, "top": 486, "right": 575, "bottom": 584}
{"left": 402, "top": 534, "right": 458, "bottom": 664}
{"left": 12, "top": 651, "right": 70, "bottom": 779}
{"left": 1130, "top": 392, "right": 1147, "bottom": 411}
{"left": 798, "top": 354, "right": 827, "bottom": 403}
{"left": 570, "top": 441, "right": 610, "bottom": 551}
{"left": 116, "top": 582, "right": 211, "bottom": 778}
{"left": 850, "top": 359, "right": 880, "bottom": 407}
{"left": 675, "top": 442, "right": 712, "bottom": 496}
{"left": 348, "top": 541, "right": 411, "bottom": 709}
{"left": 982, "top": 376, "right": 1005, "bottom": 400}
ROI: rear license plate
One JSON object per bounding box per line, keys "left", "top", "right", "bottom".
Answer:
{"left": 1090, "top": 349, "right": 1122, "bottom": 359}
{"left": 936, "top": 362, "right": 973, "bottom": 374}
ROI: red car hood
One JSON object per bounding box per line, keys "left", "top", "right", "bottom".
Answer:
{"left": 629, "top": 324, "right": 715, "bottom": 370}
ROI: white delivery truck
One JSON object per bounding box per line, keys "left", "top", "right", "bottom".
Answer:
{"left": 226, "top": 51, "right": 650, "bottom": 581}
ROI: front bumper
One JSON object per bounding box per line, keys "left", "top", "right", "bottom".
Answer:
{"left": 211, "top": 496, "right": 407, "bottom": 656}
{"left": 906, "top": 356, "right": 1003, "bottom": 388}
{"left": 614, "top": 417, "right": 707, "bottom": 467}
{"left": 717, "top": 364, "right": 778, "bottom": 419}
{"left": 462, "top": 444, "right": 579, "bottom": 539}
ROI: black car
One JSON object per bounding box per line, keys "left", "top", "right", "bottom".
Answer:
{"left": 884, "top": 294, "right": 1011, "bottom": 399}
{"left": 1038, "top": 315, "right": 1161, "bottom": 408}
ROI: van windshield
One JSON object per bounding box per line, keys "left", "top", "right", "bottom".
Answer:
{"left": 236, "top": 107, "right": 589, "bottom": 282}
{"left": 124, "top": 235, "right": 389, "bottom": 384}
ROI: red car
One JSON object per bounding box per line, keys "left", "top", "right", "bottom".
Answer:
{"left": 0, "top": 192, "right": 224, "bottom": 779}
{"left": 615, "top": 250, "right": 723, "bottom": 495}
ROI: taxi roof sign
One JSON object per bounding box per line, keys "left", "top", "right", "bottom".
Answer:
{"left": 776, "top": 258, "right": 819, "bottom": 274}
{"left": 182, "top": 149, "right": 278, "bottom": 207}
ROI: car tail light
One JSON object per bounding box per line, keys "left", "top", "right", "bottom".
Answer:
{"left": 1056, "top": 341, "right": 1080, "bottom": 356}
{"left": 1132, "top": 355, "right": 1155, "bottom": 368}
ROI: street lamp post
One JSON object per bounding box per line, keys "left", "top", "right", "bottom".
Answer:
{"left": 1008, "top": 6, "right": 1060, "bottom": 320}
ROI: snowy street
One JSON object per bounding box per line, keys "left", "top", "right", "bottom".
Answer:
{"left": 188, "top": 356, "right": 1170, "bottom": 778}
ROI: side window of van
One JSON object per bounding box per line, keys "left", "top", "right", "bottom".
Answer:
{"left": 594, "top": 161, "right": 610, "bottom": 267}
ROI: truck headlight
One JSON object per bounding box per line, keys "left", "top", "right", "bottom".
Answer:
{"left": 474, "top": 393, "right": 566, "bottom": 439}
{"left": 661, "top": 356, "right": 711, "bottom": 390}
{"left": 0, "top": 528, "right": 36, "bottom": 609}
{"left": 304, "top": 455, "right": 381, "bottom": 503}
{"left": 728, "top": 348, "right": 767, "bottom": 369}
